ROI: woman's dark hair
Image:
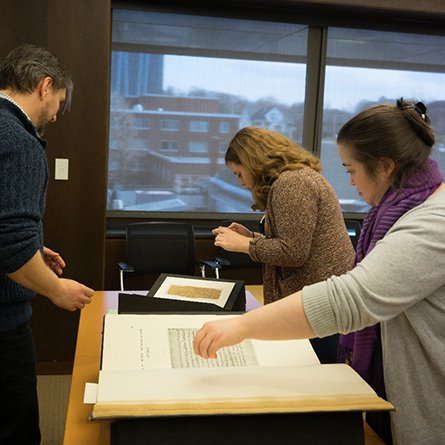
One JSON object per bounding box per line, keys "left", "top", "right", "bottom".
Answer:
{"left": 337, "top": 99, "right": 435, "bottom": 188}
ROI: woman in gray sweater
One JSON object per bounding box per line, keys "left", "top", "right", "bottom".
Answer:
{"left": 195, "top": 101, "right": 445, "bottom": 445}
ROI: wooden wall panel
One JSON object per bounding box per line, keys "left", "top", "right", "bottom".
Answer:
{"left": 0, "top": 0, "right": 110, "bottom": 371}
{"left": 0, "top": 1, "right": 47, "bottom": 54}
{"left": 43, "top": 0, "right": 110, "bottom": 288}
{"left": 35, "top": 0, "right": 110, "bottom": 370}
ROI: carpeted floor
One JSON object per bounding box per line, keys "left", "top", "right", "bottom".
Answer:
{"left": 37, "top": 375, "right": 71, "bottom": 445}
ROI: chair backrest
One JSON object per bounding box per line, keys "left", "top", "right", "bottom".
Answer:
{"left": 344, "top": 219, "right": 362, "bottom": 250}
{"left": 125, "top": 222, "right": 197, "bottom": 275}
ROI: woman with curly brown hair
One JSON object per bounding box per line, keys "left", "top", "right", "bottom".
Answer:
{"left": 212, "top": 126, "right": 355, "bottom": 363}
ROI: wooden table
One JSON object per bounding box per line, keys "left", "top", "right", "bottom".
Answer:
{"left": 63, "top": 290, "right": 387, "bottom": 445}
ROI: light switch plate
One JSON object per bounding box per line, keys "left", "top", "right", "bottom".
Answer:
{"left": 55, "top": 158, "right": 69, "bottom": 180}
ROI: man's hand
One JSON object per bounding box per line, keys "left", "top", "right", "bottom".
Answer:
{"left": 43, "top": 246, "right": 65, "bottom": 276}
{"left": 47, "top": 278, "right": 94, "bottom": 311}
{"left": 7, "top": 250, "right": 94, "bottom": 311}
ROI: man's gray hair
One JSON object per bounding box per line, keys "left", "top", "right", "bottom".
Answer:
{"left": 0, "top": 44, "right": 73, "bottom": 113}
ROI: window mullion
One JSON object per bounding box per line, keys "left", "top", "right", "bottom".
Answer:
{"left": 302, "top": 25, "right": 327, "bottom": 157}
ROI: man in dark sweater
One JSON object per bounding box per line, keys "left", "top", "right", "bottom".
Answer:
{"left": 0, "top": 44, "right": 94, "bottom": 445}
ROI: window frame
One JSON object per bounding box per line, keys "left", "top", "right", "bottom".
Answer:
{"left": 107, "top": 1, "right": 445, "bottom": 231}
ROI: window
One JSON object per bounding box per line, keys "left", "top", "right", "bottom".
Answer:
{"left": 108, "top": 8, "right": 308, "bottom": 215}
{"left": 188, "top": 141, "right": 209, "bottom": 153}
{"left": 161, "top": 119, "right": 180, "bottom": 131}
{"left": 321, "top": 28, "right": 445, "bottom": 213}
{"left": 132, "top": 117, "right": 150, "bottom": 129}
{"left": 160, "top": 140, "right": 179, "bottom": 152}
{"left": 219, "top": 121, "right": 230, "bottom": 134}
{"left": 189, "top": 121, "right": 209, "bottom": 133}
{"left": 108, "top": 6, "right": 445, "bottom": 219}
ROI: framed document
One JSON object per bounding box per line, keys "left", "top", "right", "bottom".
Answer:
{"left": 118, "top": 274, "right": 246, "bottom": 314}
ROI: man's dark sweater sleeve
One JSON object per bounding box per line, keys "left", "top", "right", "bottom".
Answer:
{"left": 0, "top": 129, "right": 47, "bottom": 273}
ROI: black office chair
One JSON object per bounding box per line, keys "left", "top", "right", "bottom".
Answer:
{"left": 344, "top": 219, "right": 362, "bottom": 250}
{"left": 118, "top": 222, "right": 204, "bottom": 291}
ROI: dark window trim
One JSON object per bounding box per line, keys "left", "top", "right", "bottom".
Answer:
{"left": 107, "top": 210, "right": 364, "bottom": 236}
{"left": 112, "top": 1, "right": 445, "bottom": 35}
{"left": 107, "top": 0, "right": 445, "bottom": 233}
{"left": 107, "top": 211, "right": 264, "bottom": 235}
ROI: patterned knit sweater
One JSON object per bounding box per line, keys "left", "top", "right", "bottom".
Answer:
{"left": 0, "top": 99, "right": 48, "bottom": 331}
{"left": 249, "top": 168, "right": 355, "bottom": 304}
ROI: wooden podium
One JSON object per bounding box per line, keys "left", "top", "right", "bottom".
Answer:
{"left": 63, "top": 290, "right": 391, "bottom": 445}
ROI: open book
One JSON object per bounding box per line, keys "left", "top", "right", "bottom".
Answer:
{"left": 91, "top": 313, "right": 393, "bottom": 420}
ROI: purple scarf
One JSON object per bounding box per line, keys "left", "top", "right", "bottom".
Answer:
{"left": 339, "top": 159, "right": 444, "bottom": 383}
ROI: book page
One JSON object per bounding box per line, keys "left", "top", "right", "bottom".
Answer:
{"left": 168, "top": 328, "right": 258, "bottom": 368}
{"left": 101, "top": 313, "right": 319, "bottom": 371}
{"left": 96, "top": 364, "right": 378, "bottom": 405}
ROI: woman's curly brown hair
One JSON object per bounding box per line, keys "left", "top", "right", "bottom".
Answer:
{"left": 225, "top": 127, "right": 321, "bottom": 210}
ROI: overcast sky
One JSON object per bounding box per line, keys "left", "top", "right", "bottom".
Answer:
{"left": 164, "top": 55, "right": 445, "bottom": 112}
